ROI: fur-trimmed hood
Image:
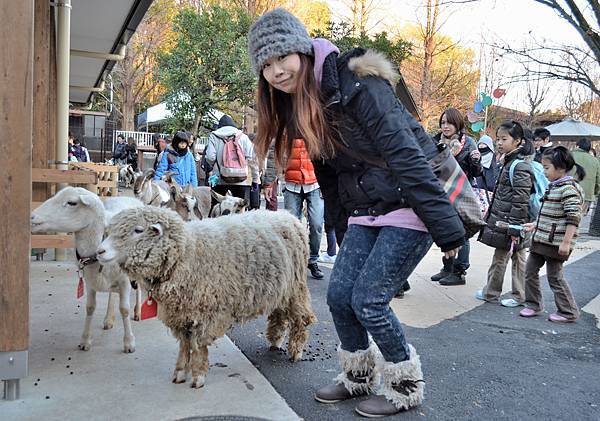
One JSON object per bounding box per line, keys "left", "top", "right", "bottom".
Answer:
{"left": 348, "top": 49, "right": 399, "bottom": 86}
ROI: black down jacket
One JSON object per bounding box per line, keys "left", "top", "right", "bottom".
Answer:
{"left": 313, "top": 48, "right": 465, "bottom": 252}
{"left": 478, "top": 148, "right": 534, "bottom": 250}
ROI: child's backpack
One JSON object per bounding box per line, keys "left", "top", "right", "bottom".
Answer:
{"left": 509, "top": 159, "right": 549, "bottom": 221}
{"left": 219, "top": 132, "right": 248, "bottom": 183}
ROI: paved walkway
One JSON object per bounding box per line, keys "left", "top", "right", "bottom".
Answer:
{"left": 2, "top": 257, "right": 299, "bottom": 421}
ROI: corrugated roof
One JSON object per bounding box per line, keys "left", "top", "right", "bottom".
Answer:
{"left": 69, "top": 0, "right": 154, "bottom": 104}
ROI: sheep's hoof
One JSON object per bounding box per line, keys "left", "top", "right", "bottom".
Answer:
{"left": 132, "top": 314, "right": 140, "bottom": 322}
{"left": 103, "top": 322, "right": 114, "bottom": 330}
{"left": 289, "top": 352, "right": 302, "bottom": 362}
{"left": 190, "top": 376, "right": 205, "bottom": 389}
{"left": 172, "top": 371, "right": 186, "bottom": 383}
{"left": 78, "top": 343, "right": 91, "bottom": 351}
{"left": 269, "top": 345, "right": 283, "bottom": 352}
{"left": 123, "top": 345, "right": 136, "bottom": 354}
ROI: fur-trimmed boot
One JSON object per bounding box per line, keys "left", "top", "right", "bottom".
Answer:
{"left": 355, "top": 344, "right": 424, "bottom": 417}
{"left": 315, "top": 343, "right": 380, "bottom": 404}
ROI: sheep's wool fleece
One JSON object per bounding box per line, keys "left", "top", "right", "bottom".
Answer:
{"left": 247, "top": 8, "right": 313, "bottom": 75}
{"left": 107, "top": 207, "right": 310, "bottom": 336}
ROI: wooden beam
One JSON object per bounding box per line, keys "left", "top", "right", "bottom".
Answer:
{"left": 31, "top": 234, "right": 75, "bottom": 249}
{"left": 32, "top": 0, "right": 51, "bottom": 203}
{"left": 31, "top": 168, "right": 97, "bottom": 184}
{"left": 0, "top": 0, "right": 33, "bottom": 352}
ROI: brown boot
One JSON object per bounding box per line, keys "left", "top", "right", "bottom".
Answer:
{"left": 314, "top": 372, "right": 369, "bottom": 403}
{"left": 355, "top": 344, "right": 425, "bottom": 417}
{"left": 315, "top": 343, "right": 381, "bottom": 404}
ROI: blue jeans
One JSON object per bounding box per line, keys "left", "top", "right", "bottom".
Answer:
{"left": 284, "top": 188, "right": 324, "bottom": 264}
{"left": 327, "top": 224, "right": 433, "bottom": 363}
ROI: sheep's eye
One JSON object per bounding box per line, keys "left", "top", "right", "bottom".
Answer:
{"left": 67, "top": 201, "right": 77, "bottom": 206}
{"left": 133, "top": 226, "right": 144, "bottom": 234}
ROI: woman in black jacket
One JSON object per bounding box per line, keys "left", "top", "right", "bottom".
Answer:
{"left": 430, "top": 108, "right": 482, "bottom": 286}
{"left": 125, "top": 137, "right": 138, "bottom": 171}
{"left": 247, "top": 9, "right": 465, "bottom": 417}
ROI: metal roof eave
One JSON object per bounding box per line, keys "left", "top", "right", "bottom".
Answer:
{"left": 73, "top": 0, "right": 154, "bottom": 106}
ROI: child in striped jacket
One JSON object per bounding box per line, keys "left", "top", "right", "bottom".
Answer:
{"left": 520, "top": 146, "right": 586, "bottom": 323}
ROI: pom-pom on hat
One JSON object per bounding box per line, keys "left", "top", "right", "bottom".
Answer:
{"left": 247, "top": 8, "right": 313, "bottom": 75}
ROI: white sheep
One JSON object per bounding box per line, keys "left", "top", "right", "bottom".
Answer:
{"left": 31, "top": 187, "right": 144, "bottom": 353}
{"left": 97, "top": 207, "right": 316, "bottom": 388}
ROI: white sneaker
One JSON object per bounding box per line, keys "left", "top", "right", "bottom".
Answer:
{"left": 500, "top": 298, "right": 523, "bottom": 308}
{"left": 318, "top": 253, "right": 337, "bottom": 264}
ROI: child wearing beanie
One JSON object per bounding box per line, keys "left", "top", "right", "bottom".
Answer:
{"left": 248, "top": 8, "right": 466, "bottom": 418}
{"left": 154, "top": 130, "right": 198, "bottom": 187}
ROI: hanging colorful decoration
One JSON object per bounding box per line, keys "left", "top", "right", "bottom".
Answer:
{"left": 466, "top": 110, "right": 479, "bottom": 123}
{"left": 492, "top": 88, "right": 506, "bottom": 99}
{"left": 470, "top": 120, "right": 485, "bottom": 132}
{"left": 469, "top": 88, "right": 506, "bottom": 133}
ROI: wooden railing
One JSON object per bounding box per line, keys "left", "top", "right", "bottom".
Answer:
{"left": 30, "top": 168, "right": 98, "bottom": 249}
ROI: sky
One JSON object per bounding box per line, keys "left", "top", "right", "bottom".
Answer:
{"left": 325, "top": 0, "right": 595, "bottom": 112}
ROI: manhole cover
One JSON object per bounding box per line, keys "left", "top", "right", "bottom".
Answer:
{"left": 178, "top": 417, "right": 272, "bottom": 421}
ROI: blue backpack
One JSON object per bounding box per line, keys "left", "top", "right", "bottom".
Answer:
{"left": 509, "top": 159, "right": 549, "bottom": 221}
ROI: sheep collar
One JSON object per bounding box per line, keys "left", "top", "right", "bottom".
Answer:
{"left": 76, "top": 250, "right": 100, "bottom": 271}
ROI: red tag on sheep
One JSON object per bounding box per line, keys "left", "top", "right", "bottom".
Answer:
{"left": 77, "top": 276, "right": 84, "bottom": 299}
{"left": 141, "top": 296, "right": 158, "bottom": 320}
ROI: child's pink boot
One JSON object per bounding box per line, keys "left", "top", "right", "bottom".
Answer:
{"left": 519, "top": 308, "right": 542, "bottom": 318}
{"left": 548, "top": 313, "right": 576, "bottom": 323}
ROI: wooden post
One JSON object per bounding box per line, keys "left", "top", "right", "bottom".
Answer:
{"left": 0, "top": 0, "right": 33, "bottom": 400}
{"left": 32, "top": 0, "right": 51, "bottom": 202}
{"left": 31, "top": 0, "right": 52, "bottom": 259}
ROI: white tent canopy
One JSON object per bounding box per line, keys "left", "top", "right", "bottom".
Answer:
{"left": 137, "top": 101, "right": 224, "bottom": 130}
{"left": 546, "top": 118, "right": 600, "bottom": 140}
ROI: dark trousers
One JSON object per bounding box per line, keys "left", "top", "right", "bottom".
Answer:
{"left": 214, "top": 185, "right": 250, "bottom": 203}
{"left": 442, "top": 239, "right": 470, "bottom": 273}
{"left": 249, "top": 185, "right": 261, "bottom": 210}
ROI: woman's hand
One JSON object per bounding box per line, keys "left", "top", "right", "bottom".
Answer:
{"left": 522, "top": 223, "right": 535, "bottom": 233}
{"left": 443, "top": 247, "right": 461, "bottom": 258}
{"left": 470, "top": 149, "right": 481, "bottom": 161}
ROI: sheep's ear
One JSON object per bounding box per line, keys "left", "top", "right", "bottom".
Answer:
{"left": 79, "top": 194, "right": 94, "bottom": 206}
{"left": 211, "top": 190, "right": 225, "bottom": 202}
{"left": 241, "top": 199, "right": 249, "bottom": 209}
{"left": 226, "top": 190, "right": 233, "bottom": 197}
{"left": 170, "top": 186, "right": 178, "bottom": 202}
{"left": 184, "top": 184, "right": 193, "bottom": 194}
{"left": 193, "top": 205, "right": 203, "bottom": 220}
{"left": 149, "top": 223, "right": 163, "bottom": 237}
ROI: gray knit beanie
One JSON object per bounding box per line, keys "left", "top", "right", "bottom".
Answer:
{"left": 247, "top": 8, "right": 313, "bottom": 75}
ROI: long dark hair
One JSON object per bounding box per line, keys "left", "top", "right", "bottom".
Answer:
{"left": 496, "top": 120, "right": 534, "bottom": 156}
{"left": 254, "top": 54, "right": 335, "bottom": 169}
{"left": 542, "top": 145, "right": 586, "bottom": 181}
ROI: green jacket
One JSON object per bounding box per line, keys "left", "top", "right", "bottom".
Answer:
{"left": 571, "top": 149, "right": 600, "bottom": 201}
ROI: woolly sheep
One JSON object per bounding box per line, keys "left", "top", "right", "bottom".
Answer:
{"left": 97, "top": 207, "right": 316, "bottom": 388}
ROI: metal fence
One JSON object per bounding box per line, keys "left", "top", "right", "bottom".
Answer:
{"left": 113, "top": 130, "right": 209, "bottom": 150}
